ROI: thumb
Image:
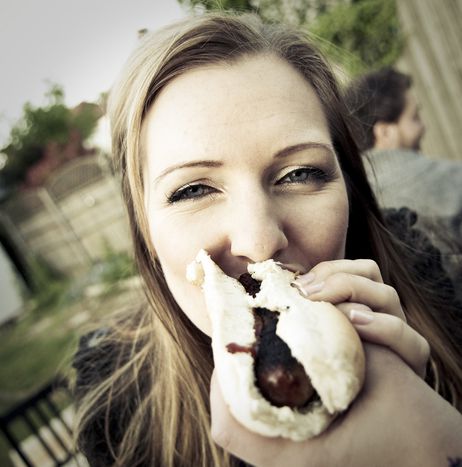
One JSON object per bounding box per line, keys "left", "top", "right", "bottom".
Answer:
{"left": 209, "top": 369, "right": 236, "bottom": 452}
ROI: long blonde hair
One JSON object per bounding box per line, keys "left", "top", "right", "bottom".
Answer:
{"left": 74, "top": 12, "right": 462, "bottom": 467}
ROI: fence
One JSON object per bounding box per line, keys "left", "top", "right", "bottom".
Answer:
{"left": 0, "top": 155, "right": 131, "bottom": 278}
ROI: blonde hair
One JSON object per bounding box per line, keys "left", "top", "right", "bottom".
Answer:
{"left": 74, "top": 11, "right": 462, "bottom": 466}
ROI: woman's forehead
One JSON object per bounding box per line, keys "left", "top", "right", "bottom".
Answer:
{"left": 141, "top": 54, "right": 331, "bottom": 160}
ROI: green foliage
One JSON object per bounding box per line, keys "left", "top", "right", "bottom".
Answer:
{"left": 27, "top": 256, "right": 69, "bottom": 314}
{"left": 178, "top": 0, "right": 255, "bottom": 12}
{"left": 0, "top": 84, "right": 99, "bottom": 190}
{"left": 176, "top": 0, "right": 404, "bottom": 76}
{"left": 99, "top": 242, "right": 137, "bottom": 285}
{"left": 72, "top": 103, "right": 101, "bottom": 141}
{"left": 305, "top": 0, "right": 404, "bottom": 76}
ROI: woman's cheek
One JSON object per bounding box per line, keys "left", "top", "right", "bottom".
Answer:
{"left": 289, "top": 191, "right": 349, "bottom": 263}
{"left": 149, "top": 212, "right": 216, "bottom": 336}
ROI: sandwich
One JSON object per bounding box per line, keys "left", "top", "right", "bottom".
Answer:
{"left": 187, "top": 249, "right": 365, "bottom": 441}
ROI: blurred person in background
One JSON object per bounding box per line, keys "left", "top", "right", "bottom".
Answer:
{"left": 343, "top": 67, "right": 462, "bottom": 301}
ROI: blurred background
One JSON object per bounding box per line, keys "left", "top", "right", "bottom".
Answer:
{"left": 0, "top": 0, "right": 461, "bottom": 465}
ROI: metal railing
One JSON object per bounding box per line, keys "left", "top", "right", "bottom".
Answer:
{"left": 0, "top": 378, "right": 76, "bottom": 467}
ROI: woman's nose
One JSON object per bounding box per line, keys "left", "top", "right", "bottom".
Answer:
{"left": 228, "top": 198, "right": 289, "bottom": 263}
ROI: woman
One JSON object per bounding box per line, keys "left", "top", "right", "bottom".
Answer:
{"left": 73, "top": 12, "right": 462, "bottom": 467}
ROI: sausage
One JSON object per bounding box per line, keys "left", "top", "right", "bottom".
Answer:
{"left": 188, "top": 250, "right": 366, "bottom": 440}
{"left": 236, "top": 273, "right": 315, "bottom": 408}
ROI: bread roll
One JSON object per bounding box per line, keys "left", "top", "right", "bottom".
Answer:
{"left": 187, "top": 249, "right": 365, "bottom": 441}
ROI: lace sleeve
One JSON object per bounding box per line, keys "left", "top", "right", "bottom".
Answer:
{"left": 382, "top": 207, "right": 462, "bottom": 344}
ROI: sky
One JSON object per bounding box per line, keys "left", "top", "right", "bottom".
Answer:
{"left": 0, "top": 0, "right": 188, "bottom": 147}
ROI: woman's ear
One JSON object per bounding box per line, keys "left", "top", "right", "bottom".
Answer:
{"left": 373, "top": 121, "right": 398, "bottom": 150}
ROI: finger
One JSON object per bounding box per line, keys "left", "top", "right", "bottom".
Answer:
{"left": 294, "top": 259, "right": 383, "bottom": 287}
{"left": 336, "top": 302, "right": 372, "bottom": 314}
{"left": 298, "top": 273, "right": 405, "bottom": 320}
{"left": 342, "top": 308, "right": 430, "bottom": 378}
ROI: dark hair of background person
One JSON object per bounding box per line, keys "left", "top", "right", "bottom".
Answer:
{"left": 343, "top": 68, "right": 412, "bottom": 152}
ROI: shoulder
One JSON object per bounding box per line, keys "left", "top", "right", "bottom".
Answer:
{"left": 383, "top": 207, "right": 447, "bottom": 278}
{"left": 368, "top": 148, "right": 462, "bottom": 174}
{"left": 72, "top": 306, "right": 154, "bottom": 466}
{"left": 73, "top": 303, "right": 150, "bottom": 392}
{"left": 382, "top": 207, "right": 462, "bottom": 312}
{"left": 72, "top": 327, "right": 114, "bottom": 392}
{"left": 72, "top": 327, "right": 130, "bottom": 466}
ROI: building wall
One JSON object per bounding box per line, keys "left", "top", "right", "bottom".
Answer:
{"left": 397, "top": 0, "right": 462, "bottom": 161}
{"left": 1, "top": 155, "right": 131, "bottom": 278}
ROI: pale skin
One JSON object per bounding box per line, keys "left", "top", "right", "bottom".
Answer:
{"left": 142, "top": 53, "right": 462, "bottom": 465}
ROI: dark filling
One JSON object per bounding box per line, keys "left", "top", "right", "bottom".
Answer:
{"left": 238, "top": 272, "right": 261, "bottom": 297}
{"left": 226, "top": 273, "right": 315, "bottom": 408}
{"left": 253, "top": 307, "right": 313, "bottom": 408}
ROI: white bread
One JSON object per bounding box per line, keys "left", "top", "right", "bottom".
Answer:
{"left": 187, "top": 249, "right": 365, "bottom": 441}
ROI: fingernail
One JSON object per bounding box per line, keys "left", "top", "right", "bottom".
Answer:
{"left": 298, "top": 281, "right": 324, "bottom": 296}
{"left": 349, "top": 309, "right": 374, "bottom": 325}
{"left": 294, "top": 272, "right": 315, "bottom": 286}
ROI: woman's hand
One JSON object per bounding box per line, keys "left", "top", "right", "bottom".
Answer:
{"left": 293, "top": 259, "right": 430, "bottom": 377}
{"left": 210, "top": 344, "right": 462, "bottom": 467}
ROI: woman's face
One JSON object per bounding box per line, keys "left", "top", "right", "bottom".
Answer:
{"left": 142, "top": 54, "right": 349, "bottom": 336}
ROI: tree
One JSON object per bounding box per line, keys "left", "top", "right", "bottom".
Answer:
{"left": 309, "top": 0, "right": 403, "bottom": 76}
{"left": 177, "top": 0, "right": 404, "bottom": 76}
{"left": 178, "top": 0, "right": 255, "bottom": 13}
{"left": 178, "top": 0, "right": 329, "bottom": 24}
{"left": 0, "top": 84, "right": 100, "bottom": 194}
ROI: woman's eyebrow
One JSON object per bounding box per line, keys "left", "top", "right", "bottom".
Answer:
{"left": 153, "top": 160, "right": 223, "bottom": 185}
{"left": 274, "top": 142, "right": 335, "bottom": 159}
{"left": 153, "top": 142, "right": 333, "bottom": 184}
